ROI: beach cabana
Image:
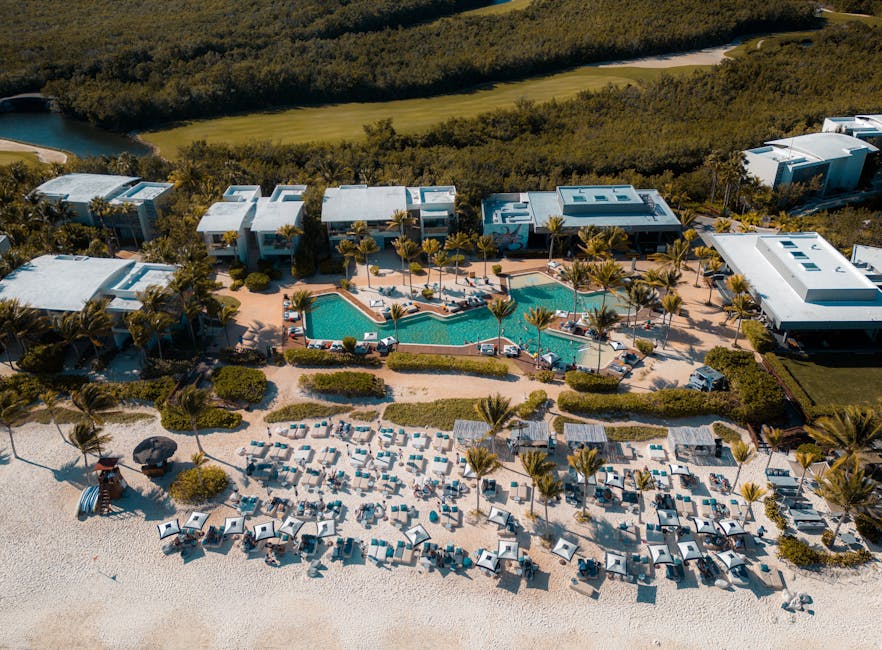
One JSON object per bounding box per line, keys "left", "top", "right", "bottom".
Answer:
{"left": 363, "top": 332, "right": 378, "bottom": 342}
{"left": 404, "top": 524, "right": 431, "bottom": 548}
{"left": 223, "top": 516, "right": 245, "bottom": 536}
{"left": 669, "top": 462, "right": 691, "bottom": 477}
{"left": 677, "top": 540, "right": 702, "bottom": 562}
{"left": 511, "top": 420, "right": 551, "bottom": 449}
{"left": 252, "top": 521, "right": 276, "bottom": 542}
{"left": 157, "top": 519, "right": 180, "bottom": 540}
{"left": 667, "top": 426, "right": 715, "bottom": 458}
{"left": 716, "top": 550, "right": 746, "bottom": 571}
{"left": 488, "top": 506, "right": 512, "bottom": 528}
{"left": 182, "top": 511, "right": 209, "bottom": 532}
{"left": 497, "top": 540, "right": 519, "bottom": 561}
{"left": 604, "top": 471, "right": 624, "bottom": 490}
{"left": 717, "top": 519, "right": 746, "bottom": 537}
{"left": 551, "top": 538, "right": 578, "bottom": 563}
{"left": 477, "top": 549, "right": 501, "bottom": 574}
{"left": 539, "top": 352, "right": 560, "bottom": 369}
{"left": 648, "top": 544, "right": 675, "bottom": 565}
{"left": 278, "top": 517, "right": 304, "bottom": 538}
{"left": 563, "top": 423, "right": 607, "bottom": 451}
{"left": 605, "top": 551, "right": 627, "bottom": 577}
{"left": 453, "top": 419, "right": 490, "bottom": 445}
{"left": 316, "top": 519, "right": 336, "bottom": 539}
{"left": 657, "top": 509, "right": 680, "bottom": 529}
{"left": 690, "top": 516, "right": 716, "bottom": 536}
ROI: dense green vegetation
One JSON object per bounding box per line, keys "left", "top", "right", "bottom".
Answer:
{"left": 711, "top": 422, "right": 743, "bottom": 444}
{"left": 777, "top": 534, "right": 873, "bottom": 567}
{"left": 298, "top": 371, "right": 386, "bottom": 398}
{"left": 169, "top": 464, "right": 228, "bottom": 503}
{"left": 741, "top": 320, "right": 774, "bottom": 353}
{"left": 0, "top": 0, "right": 813, "bottom": 129}
{"left": 564, "top": 370, "right": 620, "bottom": 393}
{"left": 160, "top": 405, "right": 242, "bottom": 430}
{"left": 386, "top": 351, "right": 509, "bottom": 377}
{"left": 211, "top": 366, "right": 267, "bottom": 404}
{"left": 516, "top": 390, "right": 548, "bottom": 419}
{"left": 264, "top": 401, "right": 350, "bottom": 423}
{"left": 550, "top": 415, "right": 664, "bottom": 440}
{"left": 384, "top": 398, "right": 480, "bottom": 429}
{"left": 285, "top": 348, "right": 380, "bottom": 367}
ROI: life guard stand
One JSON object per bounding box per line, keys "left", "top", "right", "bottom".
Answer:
{"left": 93, "top": 457, "right": 127, "bottom": 514}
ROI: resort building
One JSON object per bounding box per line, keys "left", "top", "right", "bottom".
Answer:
{"left": 321, "top": 185, "right": 456, "bottom": 246}
{"left": 197, "top": 184, "right": 305, "bottom": 266}
{"left": 481, "top": 185, "right": 681, "bottom": 252}
{"left": 851, "top": 244, "right": 882, "bottom": 288}
{"left": 32, "top": 174, "right": 174, "bottom": 242}
{"left": 711, "top": 232, "right": 882, "bottom": 334}
{"left": 0, "top": 254, "right": 178, "bottom": 346}
{"left": 742, "top": 133, "right": 878, "bottom": 194}
{"left": 822, "top": 114, "right": 882, "bottom": 145}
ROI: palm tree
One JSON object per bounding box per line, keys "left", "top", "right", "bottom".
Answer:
{"left": 473, "top": 394, "right": 516, "bottom": 454}
{"left": 276, "top": 223, "right": 303, "bottom": 269}
{"left": 579, "top": 234, "right": 610, "bottom": 261}
{"left": 817, "top": 467, "right": 879, "bottom": 542}
{"left": 356, "top": 237, "right": 380, "bottom": 289}
{"left": 59, "top": 311, "right": 84, "bottom": 362}
{"left": 79, "top": 298, "right": 112, "bottom": 357}
{"left": 147, "top": 311, "right": 174, "bottom": 361}
{"left": 520, "top": 450, "right": 556, "bottom": 516}
{"left": 69, "top": 421, "right": 112, "bottom": 470}
{"left": 487, "top": 297, "right": 517, "bottom": 352}
{"left": 586, "top": 306, "right": 621, "bottom": 371}
{"left": 444, "top": 232, "right": 473, "bottom": 285}
{"left": 475, "top": 234, "right": 497, "bottom": 277}
{"left": 561, "top": 260, "right": 591, "bottom": 319}
{"left": 72, "top": 384, "right": 116, "bottom": 426}
{"left": 623, "top": 281, "right": 657, "bottom": 343}
{"left": 191, "top": 450, "right": 208, "bottom": 492}
{"left": 40, "top": 390, "right": 66, "bottom": 443}
{"left": 289, "top": 290, "right": 315, "bottom": 338}
{"left": 466, "top": 446, "right": 500, "bottom": 514}
{"left": 645, "top": 267, "right": 681, "bottom": 298}
{"left": 715, "top": 217, "right": 733, "bottom": 234}
{"left": 432, "top": 251, "right": 450, "bottom": 300}
{"left": 0, "top": 389, "right": 28, "bottom": 458}
{"left": 726, "top": 274, "right": 750, "bottom": 296}
{"left": 222, "top": 230, "right": 239, "bottom": 259}
{"left": 388, "top": 303, "right": 406, "bottom": 342}
{"left": 807, "top": 406, "right": 882, "bottom": 470}
{"left": 660, "top": 291, "right": 683, "bottom": 349}
{"left": 739, "top": 482, "right": 767, "bottom": 523}
{"left": 336, "top": 239, "right": 358, "bottom": 281}
{"left": 524, "top": 306, "right": 554, "bottom": 364}
{"left": 678, "top": 207, "right": 697, "bottom": 229}
{"left": 795, "top": 449, "right": 821, "bottom": 494}
{"left": 634, "top": 469, "right": 656, "bottom": 522}
{"left": 731, "top": 440, "right": 755, "bottom": 489}
{"left": 125, "top": 312, "right": 151, "bottom": 365}
{"left": 174, "top": 385, "right": 209, "bottom": 453}
{"left": 218, "top": 303, "right": 239, "bottom": 347}
{"left": 394, "top": 237, "right": 421, "bottom": 295}
{"left": 588, "top": 259, "right": 626, "bottom": 310}
{"left": 348, "top": 220, "right": 369, "bottom": 241}
{"left": 537, "top": 471, "right": 564, "bottom": 525}
{"left": 649, "top": 239, "right": 690, "bottom": 274}
{"left": 545, "top": 215, "right": 566, "bottom": 261}
{"left": 704, "top": 258, "right": 723, "bottom": 304}
{"left": 386, "top": 209, "right": 414, "bottom": 238}
{"left": 567, "top": 447, "right": 604, "bottom": 516}
{"left": 764, "top": 427, "right": 786, "bottom": 470}
{"left": 422, "top": 237, "right": 441, "bottom": 277}
{"left": 692, "top": 246, "right": 717, "bottom": 287}
{"left": 728, "top": 294, "right": 756, "bottom": 347}
{"left": 393, "top": 236, "right": 411, "bottom": 284}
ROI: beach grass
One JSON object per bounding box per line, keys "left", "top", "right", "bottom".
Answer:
{"left": 552, "top": 415, "right": 665, "bottom": 442}
{"left": 384, "top": 398, "right": 480, "bottom": 430}
{"left": 460, "top": 0, "right": 533, "bottom": 17}
{"left": 264, "top": 401, "right": 350, "bottom": 423}
{"left": 0, "top": 151, "right": 40, "bottom": 166}
{"left": 775, "top": 355, "right": 882, "bottom": 408}
{"left": 18, "top": 407, "right": 153, "bottom": 426}
{"left": 349, "top": 409, "right": 379, "bottom": 421}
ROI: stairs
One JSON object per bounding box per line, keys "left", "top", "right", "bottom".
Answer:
{"left": 98, "top": 485, "right": 113, "bottom": 515}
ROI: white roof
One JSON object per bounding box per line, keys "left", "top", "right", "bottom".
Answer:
{"left": 34, "top": 174, "right": 139, "bottom": 203}
{"left": 563, "top": 423, "right": 607, "bottom": 444}
{"left": 322, "top": 185, "right": 407, "bottom": 223}
{"left": 852, "top": 244, "right": 882, "bottom": 276}
{"left": 454, "top": 419, "right": 489, "bottom": 441}
{"left": 668, "top": 426, "right": 714, "bottom": 448}
{"left": 197, "top": 201, "right": 254, "bottom": 233}
{"left": 251, "top": 199, "right": 303, "bottom": 232}
{"left": 765, "top": 132, "right": 878, "bottom": 161}
{"left": 111, "top": 181, "right": 173, "bottom": 204}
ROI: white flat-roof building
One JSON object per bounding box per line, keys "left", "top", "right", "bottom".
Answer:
{"left": 743, "top": 133, "right": 877, "bottom": 194}
{"left": 711, "top": 232, "right": 882, "bottom": 332}
{"left": 321, "top": 185, "right": 456, "bottom": 245}
{"left": 822, "top": 114, "right": 882, "bottom": 143}
{"left": 251, "top": 185, "right": 306, "bottom": 260}
{"left": 481, "top": 185, "right": 680, "bottom": 252}
{"left": 851, "top": 244, "right": 882, "bottom": 287}
{"left": 109, "top": 181, "right": 175, "bottom": 242}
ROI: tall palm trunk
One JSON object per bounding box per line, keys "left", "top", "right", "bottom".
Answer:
{"left": 529, "top": 480, "right": 536, "bottom": 515}
{"left": 191, "top": 418, "right": 204, "bottom": 453}
{"left": 5, "top": 424, "right": 17, "bottom": 458}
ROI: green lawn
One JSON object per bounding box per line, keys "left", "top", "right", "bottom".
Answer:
{"left": 140, "top": 65, "right": 700, "bottom": 157}
{"left": 461, "top": 0, "right": 533, "bottom": 16}
{"left": 777, "top": 355, "right": 882, "bottom": 408}
{"left": 0, "top": 151, "right": 40, "bottom": 166}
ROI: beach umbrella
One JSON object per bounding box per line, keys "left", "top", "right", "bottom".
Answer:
{"left": 604, "top": 471, "right": 624, "bottom": 490}
{"left": 648, "top": 544, "right": 675, "bottom": 565}
{"left": 404, "top": 524, "right": 431, "bottom": 548}
{"left": 497, "top": 540, "right": 519, "bottom": 561}
{"left": 252, "top": 520, "right": 276, "bottom": 542}
{"left": 669, "top": 462, "right": 691, "bottom": 477}
{"left": 182, "top": 511, "right": 209, "bottom": 532}
{"left": 604, "top": 551, "right": 627, "bottom": 577}
{"left": 476, "top": 549, "right": 501, "bottom": 574}
{"left": 551, "top": 538, "right": 578, "bottom": 563}
{"left": 223, "top": 516, "right": 245, "bottom": 536}
{"left": 278, "top": 517, "right": 305, "bottom": 538}
{"left": 657, "top": 508, "right": 680, "bottom": 529}
{"left": 488, "top": 506, "right": 511, "bottom": 528}
{"left": 315, "top": 519, "right": 336, "bottom": 539}
{"left": 132, "top": 436, "right": 177, "bottom": 465}
{"left": 677, "top": 540, "right": 702, "bottom": 562}
{"left": 716, "top": 550, "right": 746, "bottom": 571}
{"left": 717, "top": 519, "right": 746, "bottom": 537}
{"left": 157, "top": 519, "right": 180, "bottom": 540}
{"left": 690, "top": 516, "right": 716, "bottom": 536}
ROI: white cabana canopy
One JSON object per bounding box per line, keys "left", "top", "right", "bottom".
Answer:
{"left": 604, "top": 471, "right": 624, "bottom": 490}
{"left": 477, "top": 549, "right": 501, "bottom": 574}
{"left": 404, "top": 524, "right": 431, "bottom": 548}
{"left": 648, "top": 544, "right": 675, "bottom": 565}
{"left": 716, "top": 550, "right": 746, "bottom": 570}
{"left": 669, "top": 463, "right": 691, "bottom": 476}
{"left": 605, "top": 551, "right": 627, "bottom": 576}
{"left": 252, "top": 521, "right": 276, "bottom": 542}
{"left": 363, "top": 332, "right": 378, "bottom": 341}
{"left": 488, "top": 506, "right": 511, "bottom": 527}
{"left": 223, "top": 516, "right": 245, "bottom": 536}
{"left": 497, "top": 540, "right": 519, "bottom": 561}
{"left": 316, "top": 519, "right": 336, "bottom": 539}
{"left": 677, "top": 540, "right": 702, "bottom": 562}
{"left": 277, "top": 517, "right": 303, "bottom": 538}
{"left": 182, "top": 511, "right": 209, "bottom": 531}
{"left": 717, "top": 519, "right": 746, "bottom": 537}
{"left": 657, "top": 509, "right": 680, "bottom": 529}
{"left": 157, "top": 519, "right": 180, "bottom": 540}
{"left": 453, "top": 419, "right": 490, "bottom": 443}
{"left": 690, "top": 516, "right": 717, "bottom": 535}
{"left": 379, "top": 336, "right": 397, "bottom": 347}
{"left": 540, "top": 352, "right": 560, "bottom": 367}
{"left": 551, "top": 538, "right": 578, "bottom": 563}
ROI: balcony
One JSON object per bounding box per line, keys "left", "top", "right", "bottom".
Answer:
{"left": 422, "top": 226, "right": 449, "bottom": 236}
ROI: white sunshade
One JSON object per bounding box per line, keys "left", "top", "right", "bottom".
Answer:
{"left": 404, "top": 524, "right": 431, "bottom": 548}
{"left": 252, "top": 520, "right": 276, "bottom": 542}
{"left": 690, "top": 516, "right": 716, "bottom": 535}
{"left": 657, "top": 509, "right": 681, "bottom": 529}
{"left": 380, "top": 336, "right": 397, "bottom": 346}
{"left": 716, "top": 550, "right": 746, "bottom": 571}
{"left": 315, "top": 519, "right": 337, "bottom": 539}
{"left": 717, "top": 519, "right": 746, "bottom": 537}
{"left": 363, "top": 332, "right": 378, "bottom": 341}
{"left": 223, "top": 516, "right": 245, "bottom": 536}
{"left": 648, "top": 544, "right": 675, "bottom": 565}
{"left": 604, "top": 471, "right": 625, "bottom": 490}
{"left": 477, "top": 549, "right": 501, "bottom": 574}
{"left": 669, "top": 463, "right": 691, "bottom": 476}
{"left": 488, "top": 506, "right": 511, "bottom": 527}
{"left": 677, "top": 540, "right": 702, "bottom": 562}
{"left": 278, "top": 517, "right": 305, "bottom": 538}
{"left": 497, "top": 540, "right": 519, "bottom": 561}
{"left": 605, "top": 551, "right": 627, "bottom": 576}
{"left": 157, "top": 519, "right": 180, "bottom": 540}
{"left": 551, "top": 538, "right": 578, "bottom": 563}
{"left": 182, "top": 511, "right": 209, "bottom": 531}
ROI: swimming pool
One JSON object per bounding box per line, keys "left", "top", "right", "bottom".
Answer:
{"left": 307, "top": 272, "right": 621, "bottom": 366}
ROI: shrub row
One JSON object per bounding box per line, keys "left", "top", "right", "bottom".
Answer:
{"left": 532, "top": 369, "right": 556, "bottom": 383}
{"left": 712, "top": 422, "right": 742, "bottom": 444}
{"left": 217, "top": 347, "right": 266, "bottom": 367}
{"left": 160, "top": 406, "right": 243, "bottom": 430}
{"left": 169, "top": 465, "right": 228, "bottom": 503}
{"left": 705, "top": 347, "right": 786, "bottom": 423}
{"left": 777, "top": 534, "right": 873, "bottom": 568}
{"left": 558, "top": 388, "right": 736, "bottom": 420}
{"left": 0, "top": 373, "right": 89, "bottom": 404}
{"left": 386, "top": 351, "right": 508, "bottom": 377}
{"left": 349, "top": 409, "right": 378, "bottom": 421}
{"left": 105, "top": 376, "right": 176, "bottom": 406}
{"left": 764, "top": 496, "right": 787, "bottom": 531}
{"left": 212, "top": 365, "right": 267, "bottom": 404}
{"left": 264, "top": 402, "right": 350, "bottom": 423}
{"left": 18, "top": 343, "right": 66, "bottom": 374}
{"left": 606, "top": 425, "right": 667, "bottom": 442}
{"left": 516, "top": 390, "right": 548, "bottom": 419}
{"left": 564, "top": 370, "right": 620, "bottom": 393}
{"left": 384, "top": 398, "right": 479, "bottom": 430}
{"left": 284, "top": 348, "right": 380, "bottom": 367}
{"left": 742, "top": 320, "right": 774, "bottom": 353}
{"left": 298, "top": 371, "right": 385, "bottom": 398}
{"left": 245, "top": 272, "right": 270, "bottom": 292}
{"left": 140, "top": 358, "right": 194, "bottom": 380}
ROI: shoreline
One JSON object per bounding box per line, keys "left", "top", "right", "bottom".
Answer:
{"left": 0, "top": 137, "right": 68, "bottom": 163}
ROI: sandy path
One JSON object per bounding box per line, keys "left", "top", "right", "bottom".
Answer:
{"left": 0, "top": 137, "right": 67, "bottom": 163}
{"left": 592, "top": 43, "right": 736, "bottom": 69}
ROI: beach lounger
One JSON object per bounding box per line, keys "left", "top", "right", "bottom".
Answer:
{"left": 394, "top": 429, "right": 407, "bottom": 446}
{"left": 249, "top": 440, "right": 268, "bottom": 459}
{"left": 352, "top": 427, "right": 373, "bottom": 444}
{"left": 295, "top": 445, "right": 313, "bottom": 463}
{"left": 351, "top": 448, "right": 369, "bottom": 467}
{"left": 375, "top": 451, "right": 394, "bottom": 471}
{"left": 406, "top": 454, "right": 425, "bottom": 473}
{"left": 517, "top": 483, "right": 529, "bottom": 502}
{"left": 318, "top": 447, "right": 338, "bottom": 466}
{"left": 412, "top": 433, "right": 429, "bottom": 451}
{"left": 238, "top": 495, "right": 260, "bottom": 516}
{"left": 312, "top": 421, "right": 329, "bottom": 438}
{"left": 433, "top": 434, "right": 452, "bottom": 452}
{"left": 271, "top": 442, "right": 290, "bottom": 461}
{"left": 676, "top": 495, "right": 695, "bottom": 516}
{"left": 431, "top": 456, "right": 449, "bottom": 476}
{"left": 754, "top": 566, "right": 785, "bottom": 590}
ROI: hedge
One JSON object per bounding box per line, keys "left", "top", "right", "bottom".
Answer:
{"left": 212, "top": 366, "right": 267, "bottom": 403}
{"left": 384, "top": 398, "right": 479, "bottom": 430}
{"left": 160, "top": 406, "right": 243, "bottom": 430}
{"left": 516, "top": 390, "right": 548, "bottom": 419}
{"left": 18, "top": 343, "right": 66, "bottom": 374}
{"left": 742, "top": 320, "right": 774, "bottom": 353}
{"left": 712, "top": 422, "right": 742, "bottom": 444}
{"left": 777, "top": 534, "right": 873, "bottom": 568}
{"left": 217, "top": 347, "right": 266, "bottom": 367}
{"left": 169, "top": 465, "right": 228, "bottom": 503}
{"left": 104, "top": 376, "right": 176, "bottom": 406}
{"left": 264, "top": 402, "right": 349, "bottom": 423}
{"left": 533, "top": 369, "right": 556, "bottom": 383}
{"left": 386, "top": 352, "right": 508, "bottom": 377}
{"left": 558, "top": 388, "right": 736, "bottom": 420}
{"left": 350, "top": 409, "right": 378, "bottom": 421}
{"left": 285, "top": 348, "right": 380, "bottom": 368}
{"left": 764, "top": 496, "right": 787, "bottom": 530}
{"left": 299, "top": 371, "right": 385, "bottom": 398}
{"left": 564, "top": 371, "right": 620, "bottom": 393}
{"left": 140, "top": 358, "right": 193, "bottom": 380}
{"left": 705, "top": 347, "right": 786, "bottom": 423}
{"left": 244, "top": 272, "right": 270, "bottom": 292}
{"left": 0, "top": 373, "right": 89, "bottom": 404}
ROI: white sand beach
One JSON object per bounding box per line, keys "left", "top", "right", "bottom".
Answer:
{"left": 0, "top": 138, "right": 67, "bottom": 163}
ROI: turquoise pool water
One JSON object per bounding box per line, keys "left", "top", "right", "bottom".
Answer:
{"left": 308, "top": 273, "right": 620, "bottom": 365}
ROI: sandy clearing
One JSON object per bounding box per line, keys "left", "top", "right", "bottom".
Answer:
{"left": 0, "top": 137, "right": 67, "bottom": 163}
{"left": 592, "top": 43, "right": 736, "bottom": 69}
